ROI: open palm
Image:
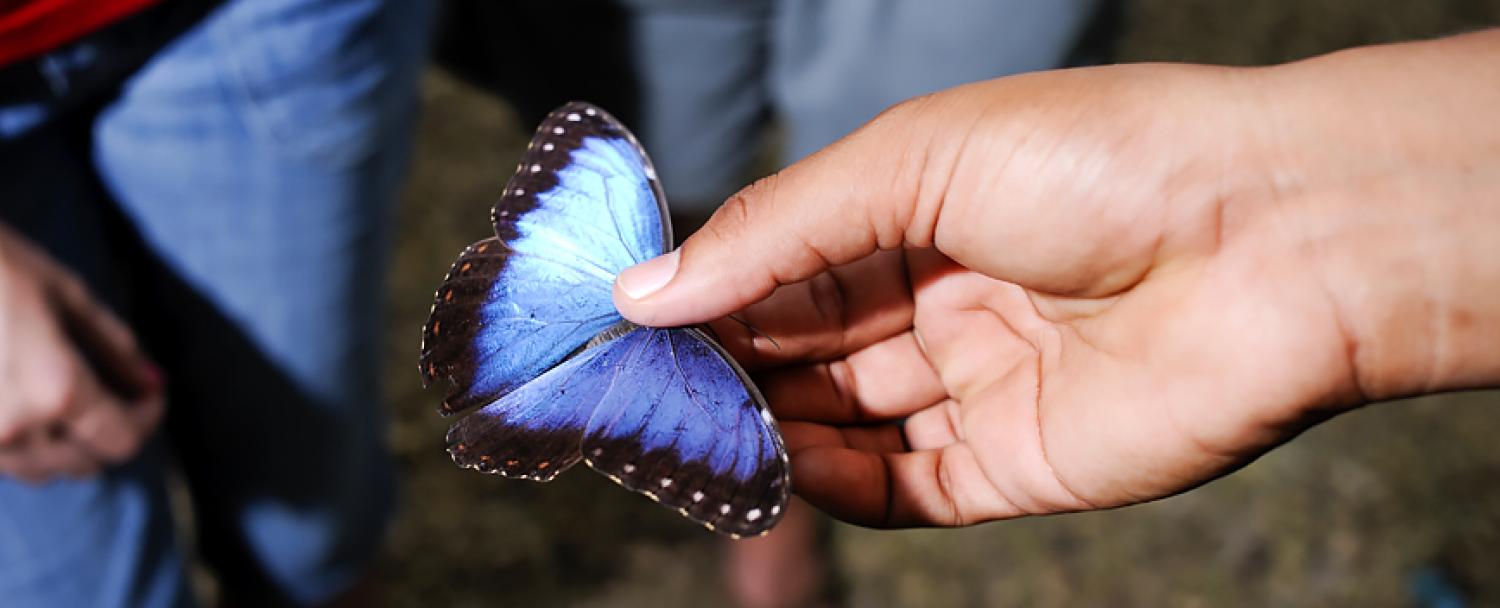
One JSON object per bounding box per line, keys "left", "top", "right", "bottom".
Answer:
{"left": 714, "top": 207, "right": 1351, "bottom": 525}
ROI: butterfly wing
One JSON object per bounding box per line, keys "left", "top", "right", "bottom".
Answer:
{"left": 582, "top": 327, "right": 791, "bottom": 538}
{"left": 420, "top": 102, "right": 670, "bottom": 415}
{"left": 424, "top": 102, "right": 787, "bottom": 535}
{"left": 445, "top": 337, "right": 628, "bottom": 481}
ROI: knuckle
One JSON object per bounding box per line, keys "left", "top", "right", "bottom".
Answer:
{"left": 97, "top": 429, "right": 142, "bottom": 463}
{"left": 867, "top": 93, "right": 933, "bottom": 133}
{"left": 706, "top": 185, "right": 761, "bottom": 243}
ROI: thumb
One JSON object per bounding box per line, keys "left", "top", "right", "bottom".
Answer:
{"left": 613, "top": 99, "right": 950, "bottom": 327}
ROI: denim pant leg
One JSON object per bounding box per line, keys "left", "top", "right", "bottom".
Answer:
{"left": 89, "top": 0, "right": 431, "bottom": 603}
{"left": 0, "top": 123, "right": 190, "bottom": 608}
{"left": 625, "top": 0, "right": 1099, "bottom": 212}
{"left": 623, "top": 1, "right": 774, "bottom": 211}
{"left": 770, "top": 0, "right": 1101, "bottom": 162}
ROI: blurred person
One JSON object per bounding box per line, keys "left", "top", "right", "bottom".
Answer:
{"left": 436, "top": 1, "right": 1107, "bottom": 604}
{"left": 624, "top": 0, "right": 1108, "bottom": 222}
{"left": 613, "top": 23, "right": 1500, "bottom": 542}
{"left": 0, "top": 0, "right": 430, "bottom": 605}
{"left": 614, "top": 3, "right": 1106, "bottom": 606}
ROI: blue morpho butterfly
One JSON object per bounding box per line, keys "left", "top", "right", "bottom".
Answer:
{"left": 419, "top": 102, "right": 790, "bottom": 538}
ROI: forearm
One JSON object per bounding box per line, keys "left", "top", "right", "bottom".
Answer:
{"left": 1266, "top": 29, "right": 1500, "bottom": 400}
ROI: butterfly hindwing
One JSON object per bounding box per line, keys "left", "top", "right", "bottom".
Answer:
{"left": 420, "top": 102, "right": 669, "bottom": 415}
{"left": 582, "top": 327, "right": 791, "bottom": 538}
{"left": 445, "top": 340, "right": 626, "bottom": 481}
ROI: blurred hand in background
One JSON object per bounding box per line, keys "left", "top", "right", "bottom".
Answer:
{"left": 614, "top": 30, "right": 1500, "bottom": 528}
{"left": 0, "top": 224, "right": 162, "bottom": 483}
{"left": 0, "top": 1, "right": 428, "bottom": 603}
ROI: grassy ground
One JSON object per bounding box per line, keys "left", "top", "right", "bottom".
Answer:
{"left": 380, "top": 3, "right": 1500, "bottom": 605}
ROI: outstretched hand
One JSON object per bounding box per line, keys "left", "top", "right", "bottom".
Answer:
{"left": 613, "top": 31, "right": 1500, "bottom": 527}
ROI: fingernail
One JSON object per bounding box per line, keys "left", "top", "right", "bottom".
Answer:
{"left": 617, "top": 250, "right": 679, "bottom": 300}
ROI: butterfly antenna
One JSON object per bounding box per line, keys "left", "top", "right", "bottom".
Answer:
{"left": 728, "top": 315, "right": 780, "bottom": 351}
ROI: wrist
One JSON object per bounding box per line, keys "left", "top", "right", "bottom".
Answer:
{"left": 1264, "top": 30, "right": 1500, "bottom": 401}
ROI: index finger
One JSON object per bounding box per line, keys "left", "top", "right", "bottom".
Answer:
{"left": 614, "top": 97, "right": 945, "bottom": 327}
{"left": 707, "top": 250, "right": 916, "bottom": 370}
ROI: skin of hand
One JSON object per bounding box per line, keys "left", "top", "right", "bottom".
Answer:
{"left": 0, "top": 224, "right": 164, "bottom": 483}
{"left": 611, "top": 30, "right": 1500, "bottom": 527}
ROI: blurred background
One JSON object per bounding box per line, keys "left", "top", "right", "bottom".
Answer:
{"left": 5, "top": 0, "right": 1500, "bottom": 606}
{"left": 380, "top": 1, "right": 1500, "bottom": 607}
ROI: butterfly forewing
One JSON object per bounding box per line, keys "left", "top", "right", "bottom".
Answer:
{"left": 492, "top": 101, "right": 670, "bottom": 258}
{"left": 420, "top": 102, "right": 666, "bottom": 415}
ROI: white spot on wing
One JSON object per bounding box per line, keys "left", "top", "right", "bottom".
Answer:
{"left": 542, "top": 143, "right": 555, "bottom": 152}
{"left": 552, "top": 126, "right": 565, "bottom": 135}
{"left": 771, "top": 505, "right": 781, "bottom": 516}
{"left": 719, "top": 504, "right": 731, "bottom": 515}
{"left": 692, "top": 491, "right": 704, "bottom": 503}
{"left": 566, "top": 112, "right": 581, "bottom": 121}
{"left": 660, "top": 478, "right": 673, "bottom": 488}
{"left": 585, "top": 107, "right": 598, "bottom": 116}
{"left": 746, "top": 508, "right": 762, "bottom": 522}
{"left": 622, "top": 463, "right": 636, "bottom": 474}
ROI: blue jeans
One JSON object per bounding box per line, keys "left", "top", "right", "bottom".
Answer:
{"left": 623, "top": 0, "right": 1101, "bottom": 208}
{"left": 0, "top": 0, "right": 430, "bottom": 605}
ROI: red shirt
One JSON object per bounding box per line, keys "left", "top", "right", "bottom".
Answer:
{"left": 0, "top": 0, "right": 161, "bottom": 67}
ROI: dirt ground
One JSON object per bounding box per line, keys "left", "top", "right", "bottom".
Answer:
{"left": 379, "top": 2, "right": 1500, "bottom": 606}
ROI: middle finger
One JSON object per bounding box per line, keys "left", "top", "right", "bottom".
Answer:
{"left": 758, "top": 330, "right": 947, "bottom": 424}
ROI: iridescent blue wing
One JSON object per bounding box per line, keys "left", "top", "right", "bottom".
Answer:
{"left": 420, "top": 102, "right": 669, "bottom": 415}
{"left": 582, "top": 327, "right": 792, "bottom": 538}
{"left": 444, "top": 337, "right": 627, "bottom": 481}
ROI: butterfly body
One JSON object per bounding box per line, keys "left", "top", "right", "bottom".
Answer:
{"left": 420, "top": 102, "right": 790, "bottom": 537}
